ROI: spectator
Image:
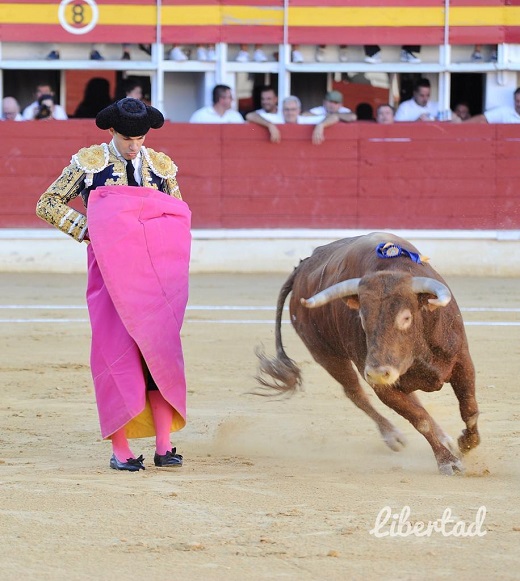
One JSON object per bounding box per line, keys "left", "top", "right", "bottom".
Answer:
{"left": 236, "top": 44, "right": 268, "bottom": 62}
{"left": 169, "top": 45, "right": 217, "bottom": 61}
{"left": 1, "top": 96, "right": 23, "bottom": 121}
{"left": 394, "top": 78, "right": 438, "bottom": 122}
{"left": 311, "top": 45, "right": 421, "bottom": 64}
{"left": 115, "top": 78, "right": 144, "bottom": 102}
{"left": 123, "top": 43, "right": 153, "bottom": 60}
{"left": 376, "top": 104, "right": 395, "bottom": 124}
{"left": 356, "top": 102, "right": 375, "bottom": 121}
{"left": 253, "top": 86, "right": 282, "bottom": 121}
{"left": 195, "top": 45, "right": 217, "bottom": 61}
{"left": 315, "top": 45, "right": 349, "bottom": 62}
{"left": 74, "top": 78, "right": 113, "bottom": 119}
{"left": 33, "top": 94, "right": 59, "bottom": 121}
{"left": 121, "top": 44, "right": 131, "bottom": 60}
{"left": 364, "top": 45, "right": 422, "bottom": 64}
{"left": 169, "top": 45, "right": 188, "bottom": 61}
{"left": 246, "top": 95, "right": 340, "bottom": 145}
{"left": 189, "top": 84, "right": 245, "bottom": 124}
{"left": 88, "top": 44, "right": 104, "bottom": 61}
{"left": 292, "top": 45, "right": 304, "bottom": 63}
{"left": 305, "top": 90, "right": 356, "bottom": 122}
{"left": 471, "top": 44, "right": 497, "bottom": 62}
{"left": 22, "top": 83, "right": 68, "bottom": 120}
{"left": 46, "top": 43, "right": 138, "bottom": 61}
{"left": 463, "top": 88, "right": 520, "bottom": 124}
{"left": 452, "top": 102, "right": 472, "bottom": 121}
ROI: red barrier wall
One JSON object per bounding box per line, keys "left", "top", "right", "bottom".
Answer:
{"left": 2, "top": 121, "right": 519, "bottom": 230}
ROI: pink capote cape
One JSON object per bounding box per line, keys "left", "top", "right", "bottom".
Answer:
{"left": 86, "top": 185, "right": 191, "bottom": 439}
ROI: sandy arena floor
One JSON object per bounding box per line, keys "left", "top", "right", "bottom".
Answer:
{"left": 0, "top": 272, "right": 519, "bottom": 580}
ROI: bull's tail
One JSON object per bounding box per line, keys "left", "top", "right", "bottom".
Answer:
{"left": 255, "top": 268, "right": 302, "bottom": 396}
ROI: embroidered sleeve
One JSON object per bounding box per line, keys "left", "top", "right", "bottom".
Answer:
{"left": 163, "top": 175, "right": 182, "bottom": 199}
{"left": 36, "top": 162, "right": 88, "bottom": 242}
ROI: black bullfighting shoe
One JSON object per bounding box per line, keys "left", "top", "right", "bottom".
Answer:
{"left": 109, "top": 454, "right": 145, "bottom": 471}
{"left": 154, "top": 447, "right": 183, "bottom": 467}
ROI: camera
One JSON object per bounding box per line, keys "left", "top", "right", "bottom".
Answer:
{"left": 35, "top": 94, "right": 54, "bottom": 120}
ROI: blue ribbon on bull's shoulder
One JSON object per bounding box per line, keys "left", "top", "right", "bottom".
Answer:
{"left": 376, "top": 242, "right": 429, "bottom": 264}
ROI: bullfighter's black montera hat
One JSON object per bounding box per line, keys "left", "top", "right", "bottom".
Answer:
{"left": 96, "top": 97, "right": 164, "bottom": 136}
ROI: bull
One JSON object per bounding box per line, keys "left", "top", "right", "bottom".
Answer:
{"left": 256, "top": 232, "right": 480, "bottom": 475}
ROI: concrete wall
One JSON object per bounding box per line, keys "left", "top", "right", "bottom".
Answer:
{"left": 1, "top": 229, "right": 519, "bottom": 276}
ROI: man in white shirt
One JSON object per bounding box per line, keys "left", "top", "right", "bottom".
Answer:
{"left": 189, "top": 84, "right": 245, "bottom": 124}
{"left": 22, "top": 84, "right": 68, "bottom": 120}
{"left": 306, "top": 90, "right": 355, "bottom": 123}
{"left": 462, "top": 87, "right": 520, "bottom": 124}
{"left": 252, "top": 85, "right": 283, "bottom": 123}
{"left": 246, "top": 95, "right": 340, "bottom": 144}
{"left": 395, "top": 79, "right": 439, "bottom": 122}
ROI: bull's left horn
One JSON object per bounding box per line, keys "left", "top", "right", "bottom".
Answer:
{"left": 411, "top": 277, "right": 451, "bottom": 307}
{"left": 301, "top": 278, "right": 361, "bottom": 308}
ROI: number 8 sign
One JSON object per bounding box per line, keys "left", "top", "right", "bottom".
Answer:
{"left": 58, "top": 0, "right": 99, "bottom": 35}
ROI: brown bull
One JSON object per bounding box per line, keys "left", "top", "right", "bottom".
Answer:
{"left": 256, "top": 232, "right": 480, "bottom": 475}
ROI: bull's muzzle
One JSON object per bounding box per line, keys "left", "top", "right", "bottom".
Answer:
{"left": 364, "top": 365, "right": 400, "bottom": 386}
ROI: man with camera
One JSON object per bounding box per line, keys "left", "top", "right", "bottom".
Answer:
{"left": 22, "top": 83, "right": 68, "bottom": 120}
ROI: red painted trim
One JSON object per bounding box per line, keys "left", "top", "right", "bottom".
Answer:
{"left": 220, "top": 25, "right": 283, "bottom": 43}
{"left": 4, "top": 23, "right": 509, "bottom": 45}
{"left": 0, "top": 24, "right": 156, "bottom": 43}
{"left": 162, "top": 25, "right": 284, "bottom": 45}
{"left": 288, "top": 27, "right": 445, "bottom": 45}
{"left": 450, "top": 26, "right": 506, "bottom": 43}
{"left": 504, "top": 27, "right": 520, "bottom": 42}
{"left": 161, "top": 25, "right": 221, "bottom": 44}
{"left": 450, "top": 0, "right": 504, "bottom": 5}
{"left": 288, "top": 26, "right": 509, "bottom": 45}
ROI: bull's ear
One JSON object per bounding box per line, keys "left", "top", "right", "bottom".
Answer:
{"left": 343, "top": 297, "right": 360, "bottom": 310}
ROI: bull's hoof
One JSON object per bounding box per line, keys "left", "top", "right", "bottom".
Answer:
{"left": 458, "top": 430, "right": 480, "bottom": 454}
{"left": 381, "top": 427, "right": 407, "bottom": 452}
{"left": 438, "top": 457, "right": 464, "bottom": 476}
{"left": 436, "top": 445, "right": 465, "bottom": 475}
{"left": 440, "top": 434, "right": 460, "bottom": 457}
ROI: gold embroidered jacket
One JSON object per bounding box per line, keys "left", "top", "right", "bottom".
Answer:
{"left": 36, "top": 142, "right": 182, "bottom": 242}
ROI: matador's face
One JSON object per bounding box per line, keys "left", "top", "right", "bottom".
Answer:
{"left": 110, "top": 129, "right": 146, "bottom": 160}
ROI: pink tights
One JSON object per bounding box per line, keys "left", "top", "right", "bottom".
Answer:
{"left": 110, "top": 427, "right": 134, "bottom": 462}
{"left": 148, "top": 390, "right": 175, "bottom": 455}
{"left": 110, "top": 390, "right": 175, "bottom": 460}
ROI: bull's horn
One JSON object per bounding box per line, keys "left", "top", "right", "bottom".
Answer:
{"left": 300, "top": 278, "right": 361, "bottom": 308}
{"left": 411, "top": 277, "right": 451, "bottom": 307}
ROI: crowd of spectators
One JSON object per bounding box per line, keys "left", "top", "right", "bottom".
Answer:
{"left": 4, "top": 79, "right": 520, "bottom": 137}
{"left": 1, "top": 78, "right": 148, "bottom": 122}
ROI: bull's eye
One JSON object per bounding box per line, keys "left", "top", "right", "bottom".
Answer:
{"left": 396, "top": 309, "right": 412, "bottom": 330}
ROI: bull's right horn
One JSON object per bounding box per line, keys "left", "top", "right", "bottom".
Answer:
{"left": 300, "top": 278, "right": 361, "bottom": 308}
{"left": 411, "top": 277, "right": 452, "bottom": 307}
